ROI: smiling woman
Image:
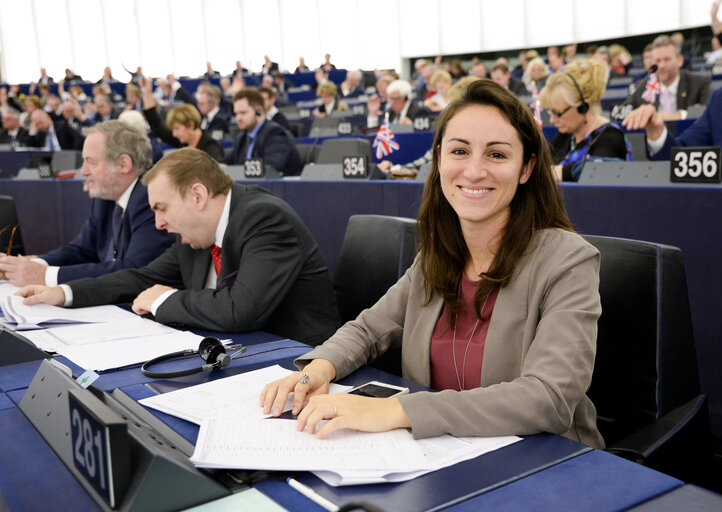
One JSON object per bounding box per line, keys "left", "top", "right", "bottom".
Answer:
{"left": 261, "top": 79, "right": 605, "bottom": 449}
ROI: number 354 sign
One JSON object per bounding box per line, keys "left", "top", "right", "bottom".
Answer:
{"left": 670, "top": 147, "right": 721, "bottom": 183}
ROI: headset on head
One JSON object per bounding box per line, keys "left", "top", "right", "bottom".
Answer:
{"left": 141, "top": 336, "right": 244, "bottom": 379}
{"left": 565, "top": 73, "right": 589, "bottom": 114}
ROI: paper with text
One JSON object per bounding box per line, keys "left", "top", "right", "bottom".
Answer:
{"left": 191, "top": 417, "right": 429, "bottom": 472}
{"left": 0, "top": 294, "right": 135, "bottom": 329}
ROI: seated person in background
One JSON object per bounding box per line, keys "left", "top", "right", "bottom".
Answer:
{"left": 621, "top": 35, "right": 711, "bottom": 121}
{"left": 139, "top": 77, "right": 223, "bottom": 161}
{"left": 340, "top": 70, "right": 365, "bottom": 99}
{"left": 18, "top": 148, "right": 341, "bottom": 345}
{"left": 93, "top": 95, "right": 119, "bottom": 123}
{"left": 631, "top": 43, "right": 655, "bottom": 83}
{"left": 0, "top": 121, "right": 174, "bottom": 285}
{"left": 321, "top": 53, "right": 336, "bottom": 72}
{"left": 471, "top": 60, "right": 488, "bottom": 79}
{"left": 540, "top": 59, "right": 632, "bottom": 182}
{"left": 313, "top": 82, "right": 349, "bottom": 118}
{"left": 259, "top": 87, "right": 290, "bottom": 131}
{"left": 622, "top": 86, "right": 722, "bottom": 160}
{"left": 96, "top": 66, "right": 116, "bottom": 86}
{"left": 26, "top": 109, "right": 85, "bottom": 151}
{"left": 203, "top": 61, "right": 220, "bottom": 80}
{"left": 125, "top": 83, "right": 143, "bottom": 112}
{"left": 230, "top": 60, "right": 248, "bottom": 79}
{"left": 448, "top": 58, "right": 467, "bottom": 79}
{"left": 547, "top": 47, "right": 565, "bottom": 73}
{"left": 367, "top": 79, "right": 429, "bottom": 129}
{"left": 61, "top": 98, "right": 94, "bottom": 131}
{"left": 369, "top": 74, "right": 394, "bottom": 114}
{"left": 609, "top": 44, "right": 632, "bottom": 76}
{"left": 0, "top": 109, "right": 29, "bottom": 144}
{"left": 223, "top": 88, "right": 302, "bottom": 175}
{"left": 272, "top": 72, "right": 293, "bottom": 104}
{"left": 711, "top": 1, "right": 722, "bottom": 59}
{"left": 261, "top": 55, "right": 279, "bottom": 75}
{"left": 490, "top": 63, "right": 529, "bottom": 97}
{"left": 415, "top": 63, "right": 436, "bottom": 98}
{"left": 423, "top": 70, "right": 453, "bottom": 112}
{"left": 197, "top": 85, "right": 229, "bottom": 140}
{"left": 261, "top": 79, "right": 604, "bottom": 448}
{"left": 294, "top": 57, "right": 309, "bottom": 74}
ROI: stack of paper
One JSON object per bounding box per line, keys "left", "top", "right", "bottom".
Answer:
{"left": 140, "top": 365, "right": 522, "bottom": 485}
{"left": 0, "top": 294, "right": 135, "bottom": 330}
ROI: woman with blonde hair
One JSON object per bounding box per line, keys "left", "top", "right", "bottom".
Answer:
{"left": 522, "top": 57, "right": 550, "bottom": 91}
{"left": 423, "top": 69, "right": 453, "bottom": 112}
{"left": 540, "top": 58, "right": 632, "bottom": 181}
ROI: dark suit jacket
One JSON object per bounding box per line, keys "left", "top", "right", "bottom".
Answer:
{"left": 222, "top": 120, "right": 302, "bottom": 175}
{"left": 0, "top": 126, "right": 29, "bottom": 145}
{"left": 68, "top": 184, "right": 341, "bottom": 345}
{"left": 649, "top": 87, "right": 722, "bottom": 160}
{"left": 624, "top": 70, "right": 711, "bottom": 110}
{"left": 143, "top": 107, "right": 224, "bottom": 161}
{"left": 270, "top": 110, "right": 290, "bottom": 131}
{"left": 508, "top": 76, "right": 529, "bottom": 97}
{"left": 41, "top": 180, "right": 175, "bottom": 283}
{"left": 204, "top": 112, "right": 230, "bottom": 139}
{"left": 25, "top": 120, "right": 85, "bottom": 150}
{"left": 388, "top": 101, "right": 429, "bottom": 124}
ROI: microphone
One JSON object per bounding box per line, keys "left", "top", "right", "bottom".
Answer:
{"left": 648, "top": 64, "right": 658, "bottom": 74}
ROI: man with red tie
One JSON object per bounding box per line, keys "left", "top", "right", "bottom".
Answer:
{"left": 17, "top": 148, "right": 340, "bottom": 346}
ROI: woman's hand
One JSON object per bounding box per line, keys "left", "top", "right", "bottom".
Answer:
{"left": 260, "top": 359, "right": 336, "bottom": 416}
{"left": 297, "top": 394, "right": 411, "bottom": 439}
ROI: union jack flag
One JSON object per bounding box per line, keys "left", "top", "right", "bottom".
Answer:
{"left": 641, "top": 73, "right": 660, "bottom": 104}
{"left": 373, "top": 114, "right": 400, "bottom": 160}
{"left": 531, "top": 83, "right": 543, "bottom": 129}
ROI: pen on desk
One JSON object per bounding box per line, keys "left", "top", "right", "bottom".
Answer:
{"left": 286, "top": 477, "right": 339, "bottom": 512}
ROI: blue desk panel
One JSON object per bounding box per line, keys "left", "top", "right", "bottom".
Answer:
{"left": 447, "top": 450, "right": 682, "bottom": 511}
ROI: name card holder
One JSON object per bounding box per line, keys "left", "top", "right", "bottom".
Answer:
{"left": 244, "top": 158, "right": 265, "bottom": 178}
{"left": 342, "top": 155, "right": 368, "bottom": 179}
{"left": 670, "top": 146, "right": 721, "bottom": 183}
{"left": 19, "top": 359, "right": 233, "bottom": 511}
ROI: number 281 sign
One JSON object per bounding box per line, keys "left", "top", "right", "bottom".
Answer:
{"left": 670, "top": 147, "right": 721, "bottom": 183}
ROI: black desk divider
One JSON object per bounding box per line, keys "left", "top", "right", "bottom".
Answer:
{"left": 0, "top": 329, "right": 49, "bottom": 367}
{"left": 19, "top": 359, "right": 236, "bottom": 511}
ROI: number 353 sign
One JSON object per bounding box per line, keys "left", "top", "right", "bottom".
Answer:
{"left": 670, "top": 147, "right": 721, "bottom": 183}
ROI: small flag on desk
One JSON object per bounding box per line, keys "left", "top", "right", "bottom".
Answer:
{"left": 531, "top": 83, "right": 543, "bottom": 129}
{"left": 641, "top": 73, "right": 660, "bottom": 104}
{"left": 373, "top": 113, "right": 400, "bottom": 160}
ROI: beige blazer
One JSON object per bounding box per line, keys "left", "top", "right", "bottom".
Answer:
{"left": 298, "top": 228, "right": 605, "bottom": 448}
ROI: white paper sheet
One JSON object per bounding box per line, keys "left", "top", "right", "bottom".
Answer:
{"left": 20, "top": 317, "right": 176, "bottom": 351}
{"left": 139, "top": 365, "right": 351, "bottom": 425}
{"left": 0, "top": 295, "right": 135, "bottom": 329}
{"left": 190, "top": 417, "right": 429, "bottom": 472}
{"left": 313, "top": 433, "right": 522, "bottom": 486}
{"left": 56, "top": 330, "right": 205, "bottom": 371}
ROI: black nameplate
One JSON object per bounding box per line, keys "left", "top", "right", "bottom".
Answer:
{"left": 342, "top": 155, "right": 368, "bottom": 179}
{"left": 38, "top": 162, "right": 54, "bottom": 179}
{"left": 298, "top": 109, "right": 311, "bottom": 118}
{"left": 610, "top": 104, "right": 633, "bottom": 122}
{"left": 244, "top": 158, "right": 265, "bottom": 178}
{"left": 336, "top": 120, "right": 353, "bottom": 135}
{"left": 413, "top": 116, "right": 430, "bottom": 131}
{"left": 670, "top": 146, "right": 721, "bottom": 183}
{"left": 68, "top": 390, "right": 129, "bottom": 508}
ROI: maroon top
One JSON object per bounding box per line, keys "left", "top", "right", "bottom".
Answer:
{"left": 430, "top": 275, "right": 499, "bottom": 391}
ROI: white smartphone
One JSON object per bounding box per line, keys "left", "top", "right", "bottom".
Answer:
{"left": 347, "top": 381, "right": 409, "bottom": 398}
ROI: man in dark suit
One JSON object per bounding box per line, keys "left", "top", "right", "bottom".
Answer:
{"left": 621, "top": 35, "right": 710, "bottom": 120}
{"left": 17, "top": 148, "right": 341, "bottom": 345}
{"left": 25, "top": 110, "right": 85, "bottom": 151}
{"left": 259, "top": 87, "right": 290, "bottom": 131}
{"left": 623, "top": 87, "right": 722, "bottom": 160}
{"left": 261, "top": 55, "right": 279, "bottom": 75}
{"left": 490, "top": 63, "right": 529, "bottom": 97}
{"left": 0, "top": 110, "right": 29, "bottom": 144}
{"left": 197, "top": 85, "right": 229, "bottom": 141}
{"left": 92, "top": 95, "right": 119, "bottom": 123}
{"left": 366, "top": 79, "right": 429, "bottom": 129}
{"left": 0, "top": 121, "right": 174, "bottom": 286}
{"left": 222, "top": 88, "right": 301, "bottom": 175}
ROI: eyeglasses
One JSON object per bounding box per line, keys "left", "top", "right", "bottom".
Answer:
{"left": 548, "top": 105, "right": 573, "bottom": 118}
{"left": 0, "top": 224, "right": 19, "bottom": 255}
{"left": 388, "top": 95, "right": 404, "bottom": 102}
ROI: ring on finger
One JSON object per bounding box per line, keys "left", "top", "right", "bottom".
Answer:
{"left": 298, "top": 373, "right": 310, "bottom": 386}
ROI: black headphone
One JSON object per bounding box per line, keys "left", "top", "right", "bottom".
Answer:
{"left": 565, "top": 73, "right": 589, "bottom": 114}
{"left": 141, "top": 336, "right": 244, "bottom": 378}
{"left": 255, "top": 108, "right": 263, "bottom": 116}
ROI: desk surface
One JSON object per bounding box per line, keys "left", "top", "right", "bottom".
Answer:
{"left": 0, "top": 335, "right": 690, "bottom": 512}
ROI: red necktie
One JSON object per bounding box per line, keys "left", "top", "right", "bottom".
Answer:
{"left": 210, "top": 244, "right": 222, "bottom": 275}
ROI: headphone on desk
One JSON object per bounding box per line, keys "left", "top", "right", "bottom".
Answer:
{"left": 141, "top": 336, "right": 245, "bottom": 379}
{"left": 565, "top": 73, "right": 589, "bottom": 114}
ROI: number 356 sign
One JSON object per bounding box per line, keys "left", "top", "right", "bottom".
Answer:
{"left": 670, "top": 147, "right": 721, "bottom": 183}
